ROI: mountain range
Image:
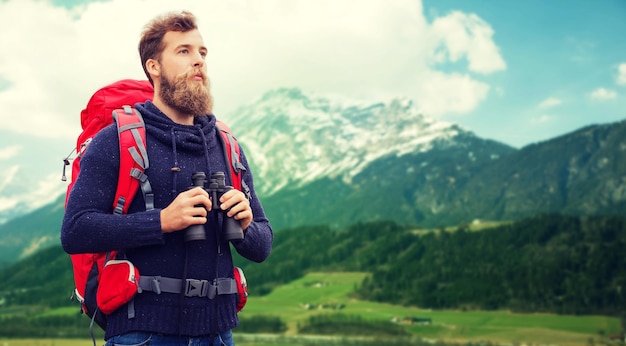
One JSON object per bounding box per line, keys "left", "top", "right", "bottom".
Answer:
{"left": 0, "top": 87, "right": 625, "bottom": 265}
{"left": 229, "top": 88, "right": 626, "bottom": 230}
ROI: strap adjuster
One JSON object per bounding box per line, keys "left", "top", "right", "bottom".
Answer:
{"left": 113, "top": 197, "right": 125, "bottom": 215}
{"left": 150, "top": 276, "right": 162, "bottom": 295}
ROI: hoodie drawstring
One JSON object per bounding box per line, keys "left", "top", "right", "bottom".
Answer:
{"left": 170, "top": 128, "right": 180, "bottom": 197}
{"left": 197, "top": 125, "right": 212, "bottom": 174}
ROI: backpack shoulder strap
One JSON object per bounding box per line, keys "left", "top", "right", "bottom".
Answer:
{"left": 215, "top": 120, "right": 250, "bottom": 199}
{"left": 112, "top": 106, "right": 154, "bottom": 214}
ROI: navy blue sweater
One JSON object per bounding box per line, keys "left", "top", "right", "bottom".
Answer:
{"left": 61, "top": 101, "right": 273, "bottom": 339}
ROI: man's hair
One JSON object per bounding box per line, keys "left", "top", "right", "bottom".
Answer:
{"left": 139, "top": 11, "right": 198, "bottom": 85}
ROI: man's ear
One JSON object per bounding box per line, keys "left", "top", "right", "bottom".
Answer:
{"left": 146, "top": 59, "right": 160, "bottom": 79}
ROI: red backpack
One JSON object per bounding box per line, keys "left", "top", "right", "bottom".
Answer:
{"left": 62, "top": 79, "right": 249, "bottom": 330}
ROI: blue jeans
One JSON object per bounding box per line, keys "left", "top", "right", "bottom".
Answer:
{"left": 105, "top": 330, "right": 234, "bottom": 346}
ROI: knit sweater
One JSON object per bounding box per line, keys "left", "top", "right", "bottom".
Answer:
{"left": 61, "top": 101, "right": 273, "bottom": 339}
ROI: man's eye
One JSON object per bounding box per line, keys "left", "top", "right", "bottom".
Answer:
{"left": 179, "top": 49, "right": 189, "bottom": 54}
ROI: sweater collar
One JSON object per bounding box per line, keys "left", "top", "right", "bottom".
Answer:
{"left": 136, "top": 101, "right": 219, "bottom": 153}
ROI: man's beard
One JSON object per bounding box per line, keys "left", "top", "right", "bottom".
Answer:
{"left": 159, "top": 68, "right": 214, "bottom": 117}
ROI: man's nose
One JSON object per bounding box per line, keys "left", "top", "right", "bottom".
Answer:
{"left": 193, "top": 53, "right": 204, "bottom": 68}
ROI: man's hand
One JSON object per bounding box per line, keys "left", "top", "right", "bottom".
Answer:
{"left": 160, "top": 187, "right": 212, "bottom": 233}
{"left": 219, "top": 189, "right": 253, "bottom": 231}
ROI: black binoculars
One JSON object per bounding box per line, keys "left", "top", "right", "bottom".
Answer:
{"left": 185, "top": 171, "right": 244, "bottom": 242}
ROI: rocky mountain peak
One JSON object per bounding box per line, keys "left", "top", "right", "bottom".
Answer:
{"left": 226, "top": 88, "right": 472, "bottom": 196}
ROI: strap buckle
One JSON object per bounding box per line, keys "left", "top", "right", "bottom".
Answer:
{"left": 185, "top": 279, "right": 209, "bottom": 297}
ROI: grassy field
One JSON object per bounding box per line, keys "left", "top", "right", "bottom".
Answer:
{"left": 242, "top": 272, "right": 620, "bottom": 345}
{"left": 1, "top": 272, "right": 620, "bottom": 346}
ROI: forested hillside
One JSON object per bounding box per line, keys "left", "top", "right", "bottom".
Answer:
{"left": 235, "top": 214, "right": 626, "bottom": 316}
{"left": 357, "top": 215, "right": 626, "bottom": 315}
{"left": 1, "top": 214, "right": 625, "bottom": 317}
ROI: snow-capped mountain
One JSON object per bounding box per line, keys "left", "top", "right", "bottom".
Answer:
{"left": 224, "top": 87, "right": 625, "bottom": 232}
{"left": 225, "top": 88, "right": 469, "bottom": 196}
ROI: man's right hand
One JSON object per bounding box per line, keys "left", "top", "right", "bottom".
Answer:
{"left": 160, "top": 187, "right": 212, "bottom": 233}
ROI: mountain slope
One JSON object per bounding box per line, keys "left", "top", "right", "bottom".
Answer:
{"left": 457, "top": 120, "right": 626, "bottom": 221}
{"left": 261, "top": 132, "right": 514, "bottom": 230}
{"left": 226, "top": 88, "right": 509, "bottom": 196}
{"left": 0, "top": 194, "right": 65, "bottom": 267}
{"left": 225, "top": 88, "right": 515, "bottom": 229}
{"left": 224, "top": 89, "right": 625, "bottom": 229}
{"left": 259, "top": 119, "right": 626, "bottom": 230}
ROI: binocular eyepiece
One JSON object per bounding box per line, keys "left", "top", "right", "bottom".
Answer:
{"left": 184, "top": 171, "right": 245, "bottom": 242}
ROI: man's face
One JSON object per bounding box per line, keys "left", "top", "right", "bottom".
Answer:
{"left": 157, "top": 29, "right": 213, "bottom": 116}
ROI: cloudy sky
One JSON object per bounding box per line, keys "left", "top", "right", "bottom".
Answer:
{"left": 0, "top": 0, "right": 625, "bottom": 217}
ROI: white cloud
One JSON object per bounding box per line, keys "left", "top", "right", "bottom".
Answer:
{"left": 0, "top": 0, "right": 506, "bottom": 141}
{"left": 538, "top": 97, "right": 562, "bottom": 109}
{"left": 429, "top": 11, "right": 507, "bottom": 74}
{"left": 590, "top": 88, "right": 617, "bottom": 100}
{"left": 0, "top": 169, "right": 65, "bottom": 213}
{"left": 0, "top": 145, "right": 20, "bottom": 160}
{"left": 28, "top": 172, "right": 67, "bottom": 210}
{"left": 617, "top": 63, "right": 626, "bottom": 85}
{"left": 0, "top": 197, "right": 19, "bottom": 213}
{"left": 530, "top": 115, "right": 551, "bottom": 124}
{"left": 414, "top": 71, "right": 491, "bottom": 116}
{"left": 0, "top": 165, "right": 19, "bottom": 192}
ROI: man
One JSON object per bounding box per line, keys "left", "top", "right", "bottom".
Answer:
{"left": 61, "top": 11, "right": 273, "bottom": 346}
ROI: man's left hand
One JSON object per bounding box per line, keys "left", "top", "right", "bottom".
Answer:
{"left": 219, "top": 189, "right": 253, "bottom": 231}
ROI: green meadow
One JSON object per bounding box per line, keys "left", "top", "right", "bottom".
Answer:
{"left": 0, "top": 272, "right": 620, "bottom": 346}
{"left": 242, "top": 272, "right": 620, "bottom": 345}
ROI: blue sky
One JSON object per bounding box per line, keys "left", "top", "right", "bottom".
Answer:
{"left": 0, "top": 0, "right": 624, "bottom": 218}
{"left": 422, "top": 0, "right": 626, "bottom": 145}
